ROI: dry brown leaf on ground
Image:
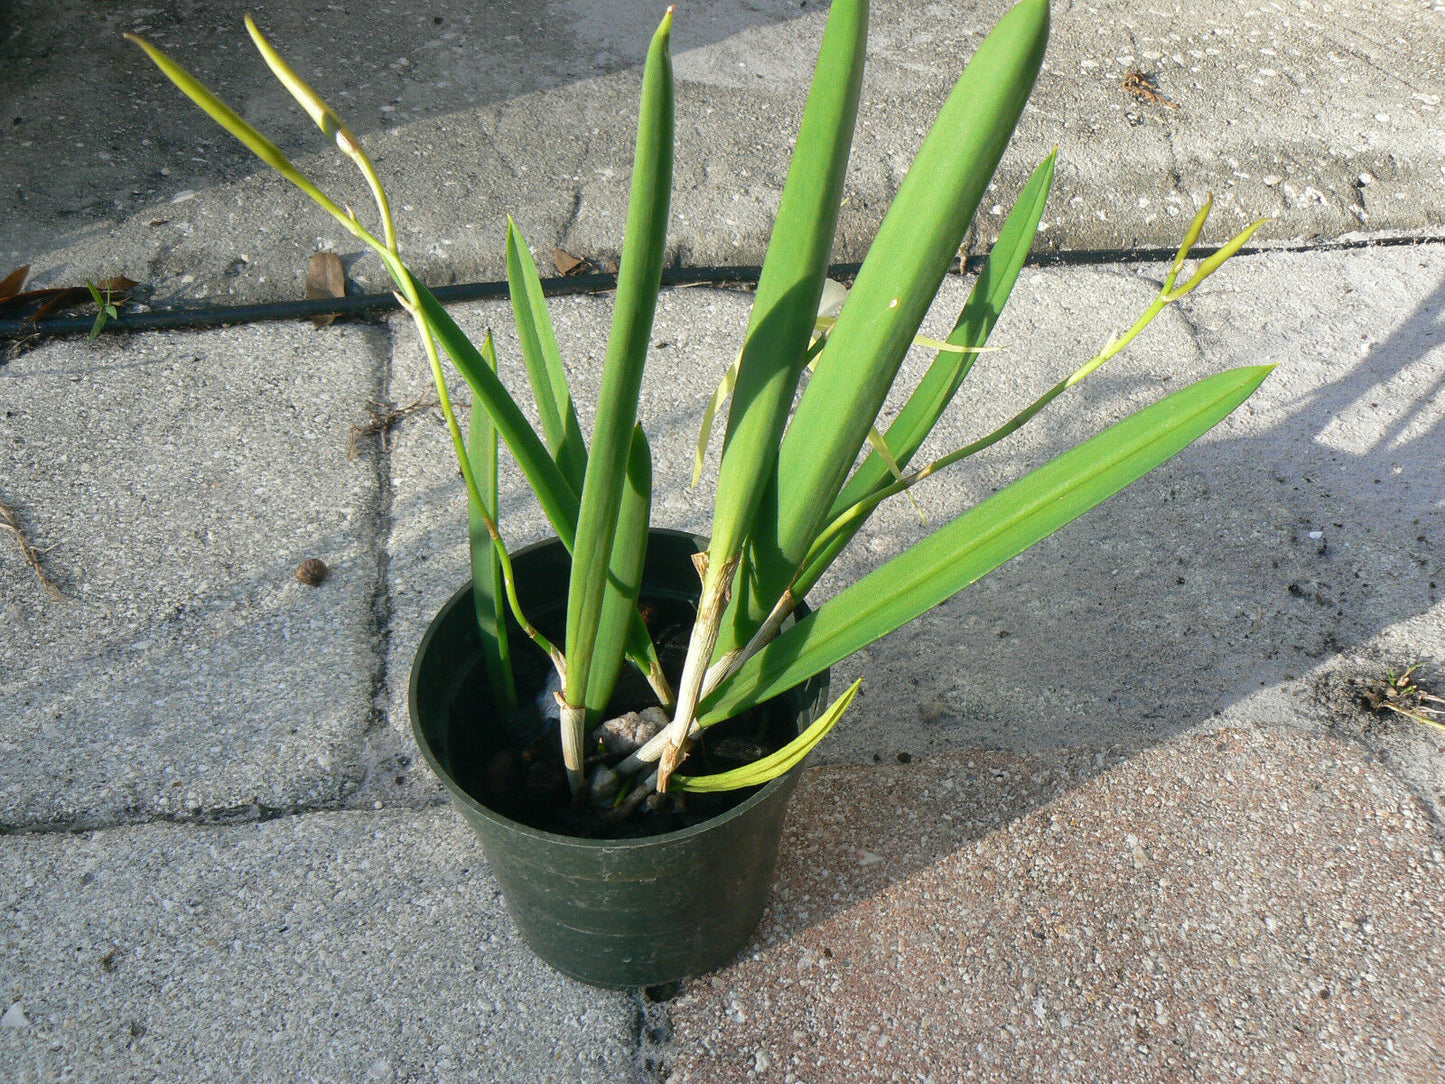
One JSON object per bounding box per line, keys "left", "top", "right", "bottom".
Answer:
{"left": 0, "top": 265, "right": 29, "bottom": 300}
{"left": 553, "top": 247, "right": 591, "bottom": 276}
{"left": 305, "top": 252, "right": 346, "bottom": 328}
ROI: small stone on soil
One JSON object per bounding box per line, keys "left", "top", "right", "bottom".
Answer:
{"left": 597, "top": 707, "right": 667, "bottom": 756}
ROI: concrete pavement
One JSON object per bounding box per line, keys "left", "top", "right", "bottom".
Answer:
{"left": 2, "top": 1, "right": 1443, "bottom": 1080}
{"left": 4, "top": 0, "right": 1444, "bottom": 304}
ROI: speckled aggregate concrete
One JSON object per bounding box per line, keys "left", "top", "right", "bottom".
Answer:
{"left": 0, "top": 324, "right": 386, "bottom": 829}
{"left": 4, "top": 0, "right": 1443, "bottom": 302}
{"left": 2, "top": 0, "right": 1444, "bottom": 1080}
{"left": 667, "top": 726, "right": 1445, "bottom": 1083}
{"left": 0, "top": 809, "right": 639, "bottom": 1084}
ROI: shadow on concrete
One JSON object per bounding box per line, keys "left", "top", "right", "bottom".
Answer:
{"left": 747, "top": 260, "right": 1445, "bottom": 938}
{"left": 0, "top": 0, "right": 810, "bottom": 254}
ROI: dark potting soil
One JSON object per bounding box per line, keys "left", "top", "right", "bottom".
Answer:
{"left": 442, "top": 596, "right": 797, "bottom": 840}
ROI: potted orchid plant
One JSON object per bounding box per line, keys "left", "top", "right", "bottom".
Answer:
{"left": 130, "top": 0, "right": 1269, "bottom": 987}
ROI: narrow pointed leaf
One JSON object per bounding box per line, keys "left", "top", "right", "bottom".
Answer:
{"left": 506, "top": 216, "right": 588, "bottom": 491}
{"left": 414, "top": 276, "right": 666, "bottom": 692}
{"left": 719, "top": 0, "right": 1049, "bottom": 663}
{"left": 673, "top": 679, "right": 861, "bottom": 793}
{"left": 865, "top": 422, "right": 926, "bottom": 521}
{"left": 692, "top": 347, "right": 742, "bottom": 487}
{"left": 584, "top": 425, "right": 653, "bottom": 718}
{"left": 0, "top": 265, "right": 28, "bottom": 301}
{"left": 467, "top": 333, "right": 516, "bottom": 713}
{"left": 411, "top": 279, "right": 580, "bottom": 547}
{"left": 700, "top": 364, "right": 1274, "bottom": 723}
{"left": 796, "top": 149, "right": 1058, "bottom": 591}
{"left": 694, "top": 276, "right": 850, "bottom": 488}
{"left": 563, "top": 10, "right": 674, "bottom": 710}
{"left": 702, "top": 0, "right": 869, "bottom": 582}
{"left": 840, "top": 150, "right": 1055, "bottom": 514}
{"left": 734, "top": 0, "right": 1049, "bottom": 644}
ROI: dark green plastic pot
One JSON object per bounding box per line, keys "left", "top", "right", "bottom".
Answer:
{"left": 409, "top": 530, "right": 828, "bottom": 989}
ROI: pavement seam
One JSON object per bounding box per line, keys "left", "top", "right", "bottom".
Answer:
{"left": 4, "top": 235, "right": 1445, "bottom": 347}
{"left": 361, "top": 320, "right": 400, "bottom": 748}
{"left": 0, "top": 797, "right": 455, "bottom": 838}
{"left": 630, "top": 985, "right": 676, "bottom": 1083}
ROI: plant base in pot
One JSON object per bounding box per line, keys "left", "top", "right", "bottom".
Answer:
{"left": 409, "top": 530, "right": 829, "bottom": 989}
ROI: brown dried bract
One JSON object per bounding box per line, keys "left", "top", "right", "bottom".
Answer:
{"left": 305, "top": 252, "right": 346, "bottom": 328}
{"left": 553, "top": 247, "right": 595, "bottom": 277}
{"left": 1122, "top": 68, "right": 1179, "bottom": 109}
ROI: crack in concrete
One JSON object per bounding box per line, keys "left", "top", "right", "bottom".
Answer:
{"left": 559, "top": 184, "right": 585, "bottom": 249}
{"left": 476, "top": 104, "right": 523, "bottom": 183}
{"left": 631, "top": 984, "right": 676, "bottom": 1083}
{"left": 1329, "top": 27, "right": 1430, "bottom": 97}
{"left": 359, "top": 322, "right": 398, "bottom": 745}
{"left": 0, "top": 795, "right": 454, "bottom": 838}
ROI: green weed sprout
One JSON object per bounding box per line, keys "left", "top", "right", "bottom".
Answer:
{"left": 130, "top": 0, "right": 1271, "bottom": 799}
{"left": 85, "top": 280, "right": 119, "bottom": 341}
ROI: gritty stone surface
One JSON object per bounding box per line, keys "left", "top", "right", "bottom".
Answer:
{"left": 4, "top": 0, "right": 1441, "bottom": 305}
{"left": 806, "top": 243, "right": 1445, "bottom": 776}
{"left": 666, "top": 725, "right": 1445, "bottom": 1083}
{"left": 0, "top": 808, "right": 638, "bottom": 1084}
{"left": 0, "top": 325, "right": 384, "bottom": 828}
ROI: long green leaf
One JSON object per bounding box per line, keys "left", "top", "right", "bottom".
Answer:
{"left": 702, "top": 0, "right": 869, "bottom": 581}
{"left": 672, "top": 678, "right": 861, "bottom": 793}
{"left": 794, "top": 149, "right": 1057, "bottom": 595}
{"left": 563, "top": 10, "right": 674, "bottom": 711}
{"left": 654, "top": 0, "right": 870, "bottom": 776}
{"left": 731, "top": 0, "right": 1050, "bottom": 646}
{"left": 411, "top": 279, "right": 580, "bottom": 548}
{"left": 467, "top": 333, "right": 516, "bottom": 713}
{"left": 506, "top": 216, "right": 587, "bottom": 491}
{"left": 840, "top": 150, "right": 1054, "bottom": 517}
{"left": 700, "top": 364, "right": 1274, "bottom": 723}
{"left": 415, "top": 274, "right": 672, "bottom": 700}
{"left": 584, "top": 425, "right": 653, "bottom": 718}
{"left": 692, "top": 280, "right": 851, "bottom": 487}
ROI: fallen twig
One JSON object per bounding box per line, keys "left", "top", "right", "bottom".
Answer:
{"left": 347, "top": 397, "right": 437, "bottom": 458}
{"left": 0, "top": 496, "right": 65, "bottom": 600}
{"left": 1123, "top": 68, "right": 1180, "bottom": 109}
